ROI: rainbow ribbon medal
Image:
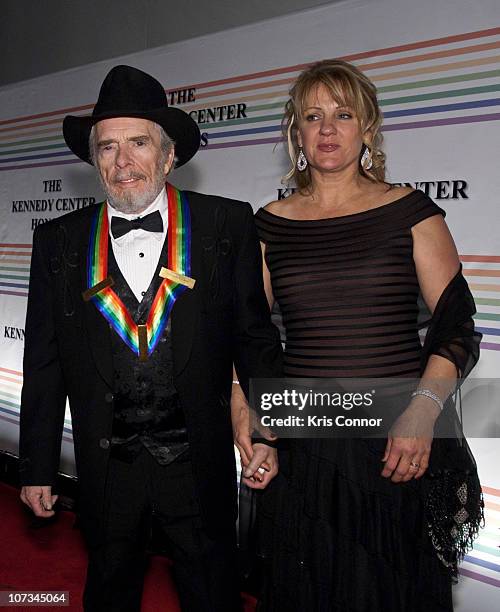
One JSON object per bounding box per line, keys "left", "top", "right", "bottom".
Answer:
{"left": 84, "top": 183, "right": 193, "bottom": 360}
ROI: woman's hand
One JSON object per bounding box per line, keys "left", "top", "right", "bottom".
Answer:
{"left": 381, "top": 396, "right": 440, "bottom": 482}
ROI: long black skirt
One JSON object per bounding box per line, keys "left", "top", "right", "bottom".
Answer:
{"left": 252, "top": 438, "right": 453, "bottom": 612}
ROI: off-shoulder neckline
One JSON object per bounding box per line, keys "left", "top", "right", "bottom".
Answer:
{"left": 256, "top": 189, "right": 428, "bottom": 223}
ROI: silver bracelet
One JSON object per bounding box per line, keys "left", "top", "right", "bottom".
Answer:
{"left": 232, "top": 380, "right": 240, "bottom": 385}
{"left": 411, "top": 389, "right": 444, "bottom": 411}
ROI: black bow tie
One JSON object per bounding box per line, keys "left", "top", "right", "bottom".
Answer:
{"left": 111, "top": 210, "right": 163, "bottom": 239}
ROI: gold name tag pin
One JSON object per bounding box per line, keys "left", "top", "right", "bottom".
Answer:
{"left": 82, "top": 276, "right": 115, "bottom": 301}
{"left": 159, "top": 267, "right": 196, "bottom": 289}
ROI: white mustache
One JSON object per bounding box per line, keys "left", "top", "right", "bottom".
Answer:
{"left": 113, "top": 172, "right": 146, "bottom": 183}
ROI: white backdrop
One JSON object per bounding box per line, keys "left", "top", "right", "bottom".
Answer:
{"left": 0, "top": 0, "right": 499, "bottom": 607}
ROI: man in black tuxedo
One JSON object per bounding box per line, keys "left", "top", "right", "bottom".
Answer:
{"left": 19, "top": 65, "right": 282, "bottom": 611}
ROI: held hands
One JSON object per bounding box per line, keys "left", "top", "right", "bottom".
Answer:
{"left": 381, "top": 395, "right": 441, "bottom": 482}
{"left": 242, "top": 443, "right": 278, "bottom": 490}
{"left": 20, "top": 485, "right": 58, "bottom": 517}
{"left": 231, "top": 384, "right": 278, "bottom": 489}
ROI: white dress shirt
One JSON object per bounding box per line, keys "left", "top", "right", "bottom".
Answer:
{"left": 107, "top": 188, "right": 168, "bottom": 302}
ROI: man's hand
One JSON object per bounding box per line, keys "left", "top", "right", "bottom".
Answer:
{"left": 231, "top": 385, "right": 254, "bottom": 467}
{"left": 20, "top": 485, "right": 58, "bottom": 518}
{"left": 242, "top": 444, "right": 278, "bottom": 490}
{"left": 231, "top": 382, "right": 279, "bottom": 489}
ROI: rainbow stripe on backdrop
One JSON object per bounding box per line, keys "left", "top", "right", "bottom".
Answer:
{"left": 1, "top": 26, "right": 500, "bottom": 168}
{"left": 0, "top": 366, "right": 73, "bottom": 443}
{"left": 0, "top": 243, "right": 31, "bottom": 297}
{"left": 459, "top": 485, "right": 500, "bottom": 588}
{"left": 87, "top": 183, "right": 191, "bottom": 357}
{"left": 461, "top": 255, "right": 500, "bottom": 352}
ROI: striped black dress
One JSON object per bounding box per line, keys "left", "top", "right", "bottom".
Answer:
{"left": 254, "top": 191, "right": 454, "bottom": 612}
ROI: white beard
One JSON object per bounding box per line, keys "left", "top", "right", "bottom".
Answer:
{"left": 97, "top": 154, "right": 168, "bottom": 215}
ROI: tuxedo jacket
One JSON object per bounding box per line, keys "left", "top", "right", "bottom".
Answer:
{"left": 19, "top": 190, "right": 282, "bottom": 542}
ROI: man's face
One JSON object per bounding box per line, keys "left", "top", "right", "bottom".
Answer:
{"left": 93, "top": 117, "right": 175, "bottom": 214}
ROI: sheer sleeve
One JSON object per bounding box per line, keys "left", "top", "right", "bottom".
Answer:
{"left": 419, "top": 266, "right": 482, "bottom": 378}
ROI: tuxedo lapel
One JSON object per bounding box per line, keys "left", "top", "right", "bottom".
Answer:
{"left": 172, "top": 196, "right": 200, "bottom": 376}
{"left": 79, "top": 208, "right": 114, "bottom": 389}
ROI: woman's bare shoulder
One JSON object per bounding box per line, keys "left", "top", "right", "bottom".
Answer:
{"left": 359, "top": 183, "right": 416, "bottom": 210}
{"left": 263, "top": 192, "right": 304, "bottom": 216}
{"left": 383, "top": 184, "right": 415, "bottom": 202}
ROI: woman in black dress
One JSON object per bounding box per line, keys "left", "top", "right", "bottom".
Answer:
{"left": 233, "top": 60, "right": 482, "bottom": 611}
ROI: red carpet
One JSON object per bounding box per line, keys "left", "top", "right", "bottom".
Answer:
{"left": 0, "top": 482, "right": 256, "bottom": 611}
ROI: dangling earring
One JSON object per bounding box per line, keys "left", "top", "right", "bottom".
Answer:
{"left": 361, "top": 145, "right": 373, "bottom": 171}
{"left": 297, "top": 147, "right": 308, "bottom": 171}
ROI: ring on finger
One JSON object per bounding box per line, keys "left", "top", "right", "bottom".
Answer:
{"left": 409, "top": 461, "right": 420, "bottom": 470}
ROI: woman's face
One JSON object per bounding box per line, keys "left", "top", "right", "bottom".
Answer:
{"left": 297, "top": 83, "right": 365, "bottom": 177}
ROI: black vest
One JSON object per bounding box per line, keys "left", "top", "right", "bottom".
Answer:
{"left": 107, "top": 236, "right": 189, "bottom": 465}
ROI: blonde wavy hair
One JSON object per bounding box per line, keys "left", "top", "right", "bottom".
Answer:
{"left": 283, "top": 59, "right": 385, "bottom": 190}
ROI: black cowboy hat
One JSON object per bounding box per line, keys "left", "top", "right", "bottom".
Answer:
{"left": 63, "top": 65, "right": 200, "bottom": 167}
